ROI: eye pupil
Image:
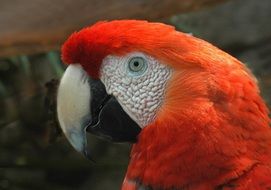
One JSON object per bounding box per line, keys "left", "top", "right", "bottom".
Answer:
{"left": 128, "top": 56, "right": 147, "bottom": 75}
{"left": 133, "top": 61, "right": 139, "bottom": 67}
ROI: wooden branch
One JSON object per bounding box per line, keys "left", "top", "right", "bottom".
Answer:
{"left": 0, "top": 0, "right": 228, "bottom": 58}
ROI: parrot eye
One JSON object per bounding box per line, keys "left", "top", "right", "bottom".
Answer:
{"left": 127, "top": 57, "right": 147, "bottom": 75}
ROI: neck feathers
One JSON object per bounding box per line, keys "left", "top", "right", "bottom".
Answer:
{"left": 125, "top": 79, "right": 271, "bottom": 189}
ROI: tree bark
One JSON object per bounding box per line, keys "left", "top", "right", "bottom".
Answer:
{"left": 0, "top": 0, "right": 229, "bottom": 58}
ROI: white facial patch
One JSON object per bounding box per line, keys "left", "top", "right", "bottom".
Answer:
{"left": 100, "top": 52, "right": 172, "bottom": 128}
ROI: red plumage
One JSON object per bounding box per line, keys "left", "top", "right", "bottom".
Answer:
{"left": 62, "top": 20, "right": 271, "bottom": 190}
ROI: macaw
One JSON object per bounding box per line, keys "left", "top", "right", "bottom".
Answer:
{"left": 57, "top": 20, "right": 271, "bottom": 190}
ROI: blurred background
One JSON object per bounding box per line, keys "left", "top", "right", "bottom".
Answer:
{"left": 0, "top": 0, "right": 270, "bottom": 189}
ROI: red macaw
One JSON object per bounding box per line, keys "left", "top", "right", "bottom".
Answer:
{"left": 57, "top": 20, "right": 271, "bottom": 190}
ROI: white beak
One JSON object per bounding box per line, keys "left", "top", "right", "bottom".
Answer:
{"left": 57, "top": 64, "right": 91, "bottom": 155}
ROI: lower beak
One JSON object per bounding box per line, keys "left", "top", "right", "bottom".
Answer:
{"left": 57, "top": 64, "right": 141, "bottom": 158}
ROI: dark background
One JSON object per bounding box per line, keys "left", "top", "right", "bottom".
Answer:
{"left": 0, "top": 0, "right": 270, "bottom": 189}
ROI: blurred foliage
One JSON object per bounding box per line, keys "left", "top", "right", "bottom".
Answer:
{"left": 0, "top": 0, "right": 271, "bottom": 189}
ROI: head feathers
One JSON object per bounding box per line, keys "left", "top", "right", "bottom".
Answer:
{"left": 61, "top": 20, "right": 231, "bottom": 78}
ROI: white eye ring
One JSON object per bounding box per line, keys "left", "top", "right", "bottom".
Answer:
{"left": 127, "top": 57, "right": 147, "bottom": 76}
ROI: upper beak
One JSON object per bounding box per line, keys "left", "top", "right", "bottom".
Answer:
{"left": 57, "top": 64, "right": 141, "bottom": 159}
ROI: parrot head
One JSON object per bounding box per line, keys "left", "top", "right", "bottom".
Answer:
{"left": 57, "top": 20, "right": 178, "bottom": 156}
{"left": 57, "top": 20, "right": 271, "bottom": 188}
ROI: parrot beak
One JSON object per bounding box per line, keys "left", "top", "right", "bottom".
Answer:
{"left": 57, "top": 64, "right": 141, "bottom": 159}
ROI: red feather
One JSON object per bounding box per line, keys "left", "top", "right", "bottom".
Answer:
{"left": 61, "top": 20, "right": 271, "bottom": 189}
{"left": 62, "top": 20, "right": 221, "bottom": 77}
